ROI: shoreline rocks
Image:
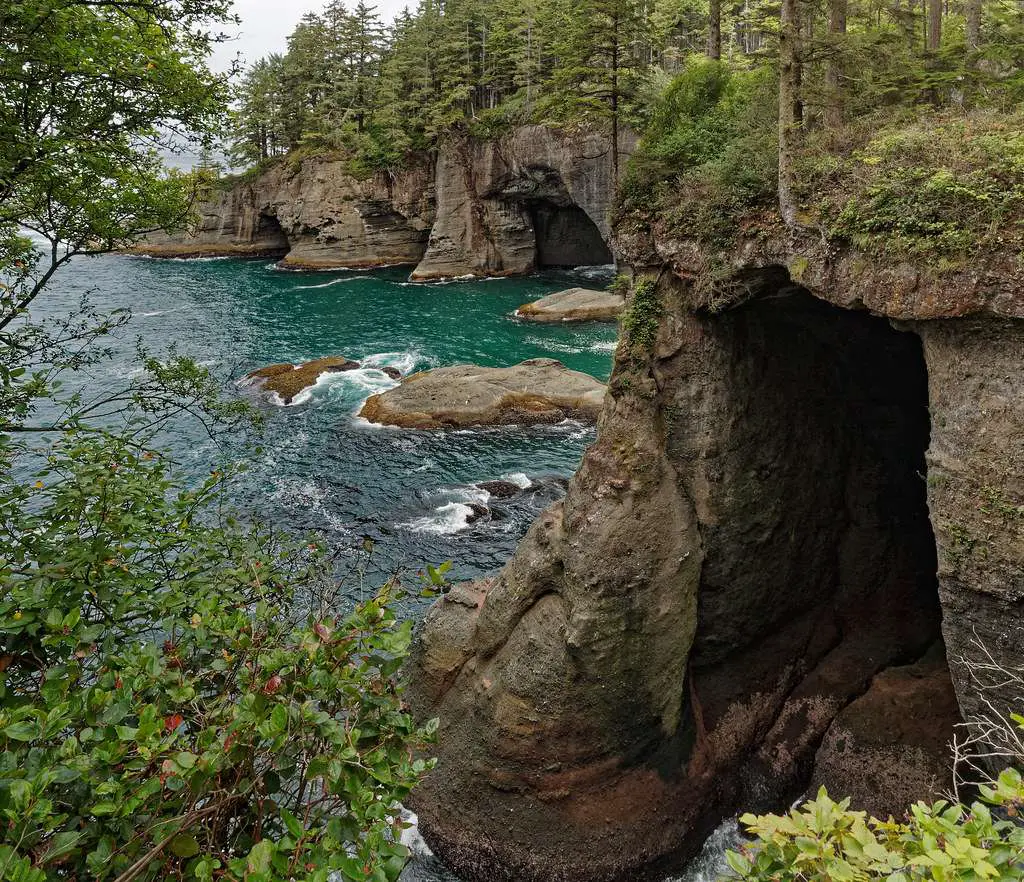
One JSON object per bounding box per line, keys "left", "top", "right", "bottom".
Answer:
{"left": 516, "top": 287, "right": 624, "bottom": 323}
{"left": 359, "top": 359, "right": 605, "bottom": 428}
{"left": 246, "top": 356, "right": 382, "bottom": 404}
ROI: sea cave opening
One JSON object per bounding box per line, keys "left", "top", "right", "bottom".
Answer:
{"left": 255, "top": 211, "right": 291, "bottom": 256}
{"left": 686, "top": 282, "right": 951, "bottom": 807}
{"left": 529, "top": 202, "right": 613, "bottom": 268}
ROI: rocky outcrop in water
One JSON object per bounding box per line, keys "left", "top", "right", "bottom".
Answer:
{"left": 406, "top": 223, "right": 1023, "bottom": 879}
{"left": 516, "top": 287, "right": 624, "bottom": 323}
{"left": 133, "top": 126, "right": 629, "bottom": 277}
{"left": 246, "top": 356, "right": 367, "bottom": 404}
{"left": 359, "top": 359, "right": 605, "bottom": 428}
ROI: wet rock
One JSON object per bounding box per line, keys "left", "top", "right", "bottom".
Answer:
{"left": 465, "top": 503, "right": 490, "bottom": 524}
{"left": 810, "top": 646, "right": 961, "bottom": 819}
{"left": 381, "top": 366, "right": 403, "bottom": 381}
{"left": 516, "top": 287, "right": 624, "bottom": 323}
{"left": 246, "top": 356, "right": 360, "bottom": 404}
{"left": 477, "top": 480, "right": 527, "bottom": 499}
{"left": 359, "top": 359, "right": 606, "bottom": 429}
{"left": 405, "top": 274, "right": 1020, "bottom": 882}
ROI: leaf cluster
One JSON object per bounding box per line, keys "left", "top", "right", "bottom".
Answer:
{"left": 0, "top": 433, "right": 435, "bottom": 882}
{"left": 728, "top": 766, "right": 1024, "bottom": 881}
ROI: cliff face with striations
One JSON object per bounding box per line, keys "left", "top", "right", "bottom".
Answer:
{"left": 137, "top": 156, "right": 435, "bottom": 268}
{"left": 406, "top": 218, "right": 1024, "bottom": 880}
{"left": 134, "top": 126, "right": 627, "bottom": 277}
{"left": 409, "top": 126, "right": 629, "bottom": 280}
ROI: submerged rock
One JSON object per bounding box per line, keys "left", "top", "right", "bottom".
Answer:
{"left": 246, "top": 356, "right": 361, "bottom": 404}
{"left": 358, "top": 359, "right": 605, "bottom": 428}
{"left": 516, "top": 287, "right": 624, "bottom": 323}
{"left": 464, "top": 503, "right": 491, "bottom": 524}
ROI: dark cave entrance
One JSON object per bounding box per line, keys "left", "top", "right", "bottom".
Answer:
{"left": 529, "top": 203, "right": 613, "bottom": 268}
{"left": 692, "top": 285, "right": 942, "bottom": 666}
{"left": 678, "top": 281, "right": 957, "bottom": 821}
{"left": 255, "top": 211, "right": 290, "bottom": 256}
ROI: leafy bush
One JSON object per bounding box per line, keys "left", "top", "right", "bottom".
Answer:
{"left": 618, "top": 59, "right": 778, "bottom": 251}
{"left": 811, "top": 111, "right": 1024, "bottom": 265}
{"left": 0, "top": 431, "right": 435, "bottom": 882}
{"left": 728, "top": 760, "right": 1024, "bottom": 881}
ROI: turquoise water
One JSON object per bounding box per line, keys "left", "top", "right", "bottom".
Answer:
{"left": 35, "top": 254, "right": 617, "bottom": 604}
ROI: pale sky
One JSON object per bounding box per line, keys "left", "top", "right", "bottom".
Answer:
{"left": 210, "top": 0, "right": 412, "bottom": 72}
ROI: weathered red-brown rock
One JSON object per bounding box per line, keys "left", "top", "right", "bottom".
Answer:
{"left": 407, "top": 253, "right": 1023, "bottom": 880}
{"left": 245, "top": 356, "right": 363, "bottom": 404}
{"left": 810, "top": 647, "right": 961, "bottom": 819}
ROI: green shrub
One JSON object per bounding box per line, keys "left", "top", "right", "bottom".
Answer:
{"left": 621, "top": 278, "right": 662, "bottom": 355}
{"left": 812, "top": 111, "right": 1024, "bottom": 264}
{"left": 618, "top": 60, "right": 778, "bottom": 252}
{"left": 0, "top": 432, "right": 435, "bottom": 882}
{"left": 728, "top": 760, "right": 1024, "bottom": 881}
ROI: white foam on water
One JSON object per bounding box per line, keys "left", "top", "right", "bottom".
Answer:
{"left": 286, "top": 366, "right": 397, "bottom": 408}
{"left": 139, "top": 305, "right": 189, "bottom": 317}
{"left": 590, "top": 339, "right": 618, "bottom": 353}
{"left": 399, "top": 809, "right": 431, "bottom": 856}
{"left": 571, "top": 263, "right": 617, "bottom": 280}
{"left": 362, "top": 349, "right": 429, "bottom": 376}
{"left": 522, "top": 336, "right": 587, "bottom": 355}
{"left": 292, "top": 276, "right": 377, "bottom": 291}
{"left": 269, "top": 476, "right": 351, "bottom": 535}
{"left": 400, "top": 484, "right": 491, "bottom": 535}
{"left": 503, "top": 472, "right": 533, "bottom": 489}
{"left": 400, "top": 501, "right": 475, "bottom": 535}
{"left": 664, "top": 818, "right": 743, "bottom": 882}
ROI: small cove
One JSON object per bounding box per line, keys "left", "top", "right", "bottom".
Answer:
{"left": 34, "top": 254, "right": 617, "bottom": 606}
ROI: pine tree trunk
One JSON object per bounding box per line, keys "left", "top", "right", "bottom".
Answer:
{"left": 965, "top": 0, "right": 981, "bottom": 49}
{"left": 708, "top": 0, "right": 722, "bottom": 59}
{"left": 611, "top": 14, "right": 620, "bottom": 182}
{"left": 928, "top": 0, "right": 942, "bottom": 48}
{"left": 825, "top": 0, "right": 847, "bottom": 128}
{"left": 779, "top": 0, "right": 803, "bottom": 226}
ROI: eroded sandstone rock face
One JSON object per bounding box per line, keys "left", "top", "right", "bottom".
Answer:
{"left": 410, "top": 127, "right": 630, "bottom": 280}
{"left": 358, "top": 359, "right": 605, "bottom": 428}
{"left": 407, "top": 262, "right": 1022, "bottom": 881}
{"left": 132, "top": 126, "right": 628, "bottom": 276}
{"left": 134, "top": 156, "right": 435, "bottom": 267}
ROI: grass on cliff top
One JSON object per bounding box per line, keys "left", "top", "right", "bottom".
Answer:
{"left": 618, "top": 60, "right": 1024, "bottom": 272}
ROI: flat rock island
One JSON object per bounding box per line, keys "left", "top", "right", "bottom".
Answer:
{"left": 516, "top": 287, "right": 625, "bottom": 323}
{"left": 358, "top": 358, "right": 605, "bottom": 428}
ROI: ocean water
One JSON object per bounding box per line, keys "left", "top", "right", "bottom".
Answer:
{"left": 30, "top": 254, "right": 617, "bottom": 604}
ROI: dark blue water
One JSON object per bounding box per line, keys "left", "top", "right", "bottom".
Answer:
{"left": 33, "top": 254, "right": 617, "bottom": 607}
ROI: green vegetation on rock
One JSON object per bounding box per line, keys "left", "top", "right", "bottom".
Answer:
{"left": 729, "top": 764, "right": 1024, "bottom": 881}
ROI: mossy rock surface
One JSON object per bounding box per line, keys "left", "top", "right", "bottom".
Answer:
{"left": 247, "top": 356, "right": 363, "bottom": 403}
